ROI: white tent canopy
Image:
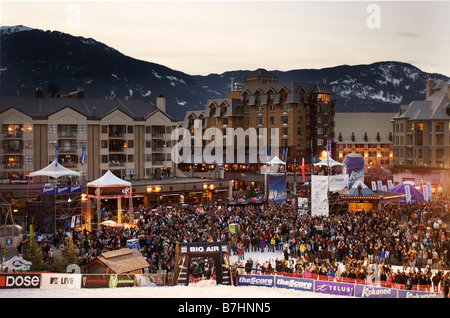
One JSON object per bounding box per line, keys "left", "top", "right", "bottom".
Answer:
{"left": 268, "top": 156, "right": 286, "bottom": 165}
{"left": 29, "top": 160, "right": 80, "bottom": 179}
{"left": 314, "top": 156, "right": 343, "bottom": 167}
{"left": 87, "top": 170, "right": 131, "bottom": 188}
{"left": 87, "top": 170, "right": 133, "bottom": 229}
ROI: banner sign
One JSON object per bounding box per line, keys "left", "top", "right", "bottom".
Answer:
{"left": 404, "top": 184, "right": 412, "bottom": 203}
{"left": 397, "top": 289, "right": 442, "bottom": 298}
{"left": 135, "top": 274, "right": 165, "bottom": 287}
{"left": 41, "top": 185, "right": 82, "bottom": 194}
{"left": 41, "top": 273, "right": 82, "bottom": 289}
{"left": 268, "top": 174, "right": 286, "bottom": 205}
{"left": 355, "top": 284, "right": 397, "bottom": 298}
{"left": 423, "top": 182, "right": 432, "bottom": 202}
{"left": 81, "top": 274, "right": 135, "bottom": 288}
{"left": 311, "top": 175, "right": 329, "bottom": 217}
{"left": 314, "top": 280, "right": 354, "bottom": 297}
{"left": 371, "top": 181, "right": 377, "bottom": 191}
{"left": 328, "top": 174, "right": 349, "bottom": 193}
{"left": 275, "top": 276, "right": 314, "bottom": 292}
{"left": 387, "top": 180, "right": 393, "bottom": 191}
{"left": 0, "top": 274, "right": 41, "bottom": 289}
{"left": 237, "top": 274, "right": 275, "bottom": 288}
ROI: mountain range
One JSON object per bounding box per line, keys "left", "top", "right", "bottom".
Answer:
{"left": 1, "top": 25, "right": 449, "bottom": 120}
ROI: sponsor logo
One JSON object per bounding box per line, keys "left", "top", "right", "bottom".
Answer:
{"left": 238, "top": 275, "right": 273, "bottom": 287}
{"left": 0, "top": 274, "right": 40, "bottom": 288}
{"left": 361, "top": 286, "right": 393, "bottom": 298}
{"left": 276, "top": 277, "right": 313, "bottom": 291}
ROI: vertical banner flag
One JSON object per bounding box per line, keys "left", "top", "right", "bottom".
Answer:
{"left": 81, "top": 146, "right": 86, "bottom": 166}
{"left": 387, "top": 179, "right": 393, "bottom": 191}
{"left": 377, "top": 180, "right": 383, "bottom": 191}
{"left": 371, "top": 181, "right": 377, "bottom": 191}
{"left": 268, "top": 174, "right": 287, "bottom": 205}
{"left": 311, "top": 175, "right": 329, "bottom": 217}
{"left": 55, "top": 146, "right": 59, "bottom": 167}
{"left": 404, "top": 184, "right": 412, "bottom": 203}
{"left": 345, "top": 138, "right": 348, "bottom": 154}
{"left": 426, "top": 182, "right": 432, "bottom": 201}
{"left": 302, "top": 157, "right": 305, "bottom": 182}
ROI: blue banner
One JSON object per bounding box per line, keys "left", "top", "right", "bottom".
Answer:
{"left": 397, "top": 289, "right": 442, "bottom": 298}
{"left": 81, "top": 147, "right": 86, "bottom": 166}
{"left": 237, "top": 275, "right": 274, "bottom": 288}
{"left": 268, "top": 174, "right": 286, "bottom": 205}
{"left": 275, "top": 276, "right": 314, "bottom": 292}
{"left": 41, "top": 185, "right": 82, "bottom": 194}
{"left": 355, "top": 284, "right": 397, "bottom": 298}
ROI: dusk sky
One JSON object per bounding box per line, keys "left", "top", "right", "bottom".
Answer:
{"left": 1, "top": 0, "right": 449, "bottom": 76}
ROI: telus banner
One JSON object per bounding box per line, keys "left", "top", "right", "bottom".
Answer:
{"left": 314, "top": 280, "right": 354, "bottom": 297}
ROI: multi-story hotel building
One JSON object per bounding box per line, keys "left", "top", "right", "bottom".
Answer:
{"left": 0, "top": 89, "right": 176, "bottom": 182}
{"left": 392, "top": 79, "right": 450, "bottom": 167}
{"left": 390, "top": 79, "right": 450, "bottom": 196}
{"left": 182, "top": 69, "right": 336, "bottom": 170}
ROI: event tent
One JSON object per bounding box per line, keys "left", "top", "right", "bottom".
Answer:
{"left": 87, "top": 170, "right": 133, "bottom": 229}
{"left": 348, "top": 180, "right": 375, "bottom": 196}
{"left": 29, "top": 160, "right": 80, "bottom": 179}
{"left": 314, "top": 156, "right": 343, "bottom": 167}
{"left": 389, "top": 183, "right": 424, "bottom": 203}
{"left": 87, "top": 170, "right": 131, "bottom": 188}
{"left": 268, "top": 156, "right": 286, "bottom": 165}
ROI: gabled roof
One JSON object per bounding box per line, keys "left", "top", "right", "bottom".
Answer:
{"left": 86, "top": 248, "right": 149, "bottom": 274}
{"left": 0, "top": 96, "right": 162, "bottom": 121}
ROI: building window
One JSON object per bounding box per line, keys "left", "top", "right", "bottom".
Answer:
{"left": 25, "top": 156, "right": 33, "bottom": 165}
{"left": 256, "top": 106, "right": 263, "bottom": 114}
{"left": 48, "top": 125, "right": 57, "bottom": 134}
{"left": 49, "top": 140, "right": 57, "bottom": 149}
{"left": 269, "top": 117, "right": 276, "bottom": 124}
{"left": 127, "top": 125, "right": 134, "bottom": 134}
{"left": 281, "top": 116, "right": 289, "bottom": 124}
{"left": 256, "top": 117, "right": 264, "bottom": 125}
{"left": 211, "top": 118, "right": 217, "bottom": 126}
{"left": 79, "top": 125, "right": 87, "bottom": 134}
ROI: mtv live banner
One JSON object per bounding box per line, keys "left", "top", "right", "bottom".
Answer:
{"left": 311, "top": 175, "right": 329, "bottom": 217}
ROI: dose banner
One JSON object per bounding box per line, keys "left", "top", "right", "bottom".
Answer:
{"left": 237, "top": 274, "right": 274, "bottom": 288}
{"left": 135, "top": 274, "right": 165, "bottom": 287}
{"left": 0, "top": 274, "right": 41, "bottom": 289}
{"left": 314, "top": 280, "right": 354, "bottom": 297}
{"left": 355, "top": 284, "right": 397, "bottom": 298}
{"left": 41, "top": 273, "right": 82, "bottom": 289}
{"left": 397, "top": 290, "right": 442, "bottom": 298}
{"left": 275, "top": 276, "right": 314, "bottom": 292}
{"left": 81, "top": 274, "right": 135, "bottom": 288}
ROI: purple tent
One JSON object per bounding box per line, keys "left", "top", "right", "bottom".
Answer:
{"left": 390, "top": 183, "right": 424, "bottom": 203}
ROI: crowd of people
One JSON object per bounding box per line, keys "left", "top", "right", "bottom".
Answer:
{"left": 47, "top": 198, "right": 450, "bottom": 294}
